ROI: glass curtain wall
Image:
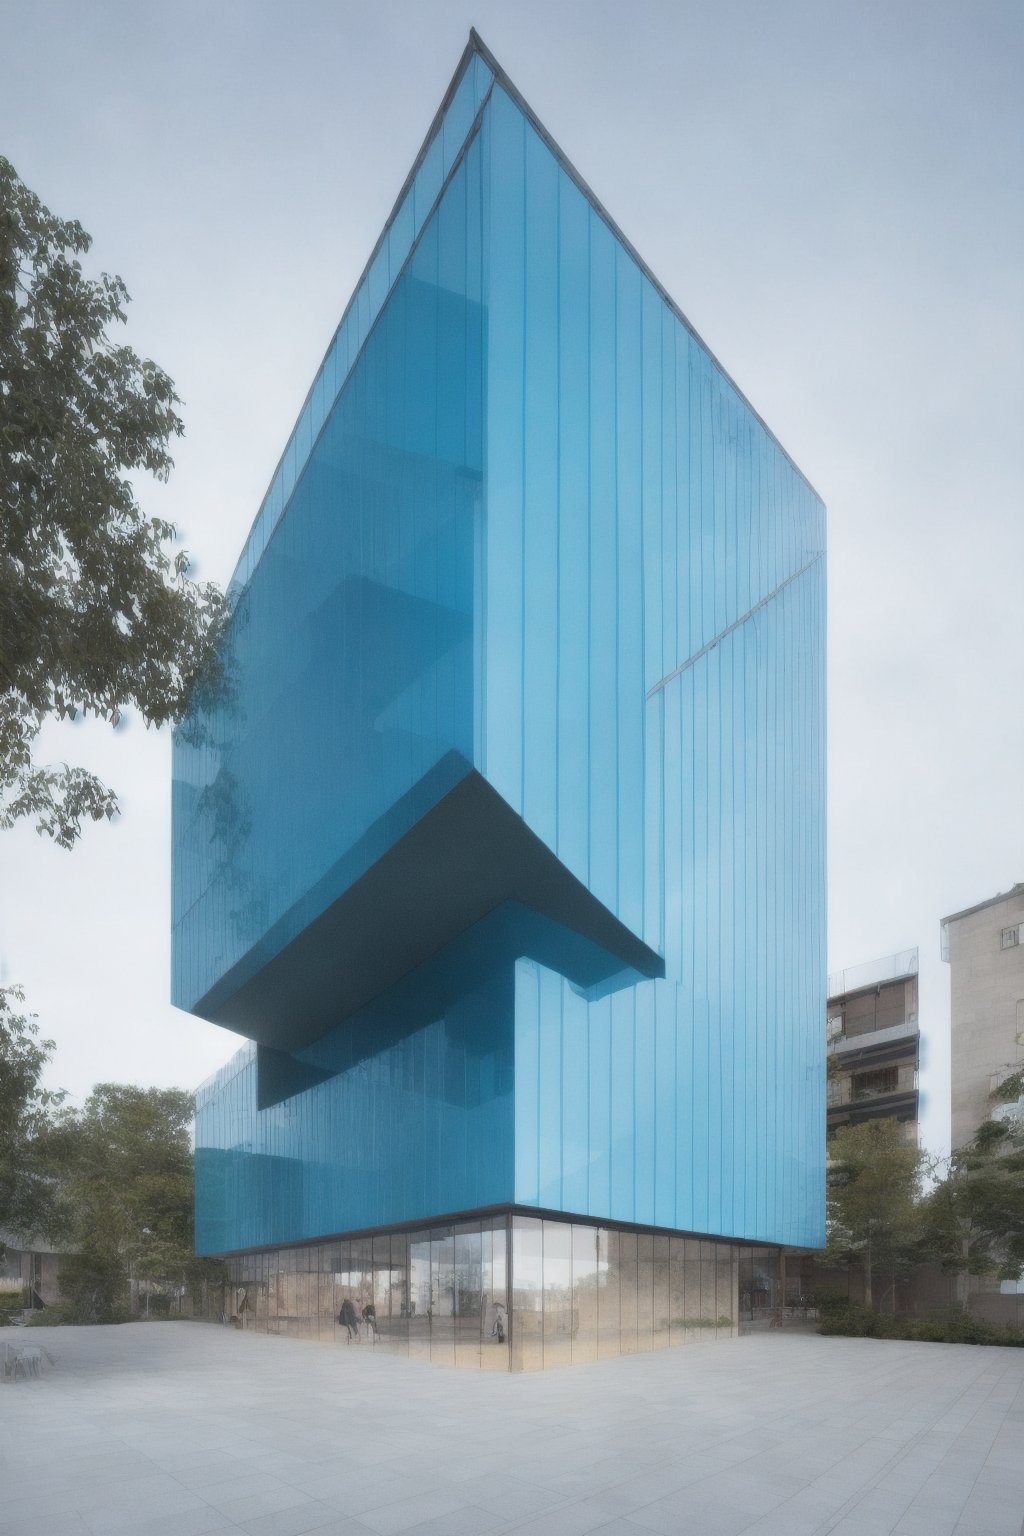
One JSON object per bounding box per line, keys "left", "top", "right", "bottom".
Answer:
{"left": 211, "top": 1216, "right": 510, "bottom": 1371}
{"left": 204, "top": 1215, "right": 742, "bottom": 1372}
{"left": 737, "top": 1246, "right": 784, "bottom": 1323}
{"left": 510, "top": 1218, "right": 738, "bottom": 1371}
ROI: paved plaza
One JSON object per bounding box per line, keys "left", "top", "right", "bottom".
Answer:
{"left": 1, "top": 1324, "right": 1021, "bottom": 1536}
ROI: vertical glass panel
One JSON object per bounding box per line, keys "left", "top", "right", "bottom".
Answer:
{"left": 669, "top": 1236, "right": 686, "bottom": 1348}
{"left": 597, "top": 1226, "right": 620, "bottom": 1359}
{"left": 388, "top": 1231, "right": 410, "bottom": 1356}
{"left": 744, "top": 1246, "right": 765, "bottom": 1319}
{"left": 288, "top": 1267, "right": 302, "bottom": 1340}
{"left": 511, "top": 1216, "right": 544, "bottom": 1372}
{"left": 738, "top": 1247, "right": 752, "bottom": 1324}
{"left": 700, "top": 1241, "right": 716, "bottom": 1335}
{"left": 413, "top": 133, "right": 443, "bottom": 228}
{"left": 683, "top": 1239, "right": 702, "bottom": 1342}
{"left": 267, "top": 1258, "right": 279, "bottom": 1334}
{"left": 366, "top": 242, "right": 389, "bottom": 318}
{"left": 388, "top": 194, "right": 415, "bottom": 281}
{"left": 716, "top": 1245, "right": 736, "bottom": 1337}
{"left": 636, "top": 1233, "right": 654, "bottom": 1353}
{"left": 618, "top": 1231, "right": 639, "bottom": 1355}
{"left": 571, "top": 1224, "right": 598, "bottom": 1364}
{"left": 482, "top": 1220, "right": 509, "bottom": 1371}
{"left": 454, "top": 1224, "right": 483, "bottom": 1368}
{"left": 652, "top": 1237, "right": 671, "bottom": 1351}
{"left": 441, "top": 58, "right": 482, "bottom": 176}
{"left": 255, "top": 1252, "right": 269, "bottom": 1333}
{"left": 350, "top": 1236, "right": 371, "bottom": 1345}
{"left": 408, "top": 1232, "right": 432, "bottom": 1362}
{"left": 542, "top": 1220, "right": 573, "bottom": 1369}
{"left": 318, "top": 1259, "right": 334, "bottom": 1342}
{"left": 429, "top": 1227, "right": 456, "bottom": 1366}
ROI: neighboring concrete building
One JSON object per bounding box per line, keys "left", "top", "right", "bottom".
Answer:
{"left": 172, "top": 33, "right": 826, "bottom": 1369}
{"left": 826, "top": 950, "right": 920, "bottom": 1143}
{"left": 942, "top": 883, "right": 1024, "bottom": 1150}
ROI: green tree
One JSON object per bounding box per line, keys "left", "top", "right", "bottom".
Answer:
{"left": 0, "top": 985, "right": 66, "bottom": 1257}
{"left": 919, "top": 1111, "right": 1024, "bottom": 1311}
{"left": 1, "top": 154, "right": 225, "bottom": 849}
{"left": 48, "top": 1084, "right": 199, "bottom": 1322}
{"left": 826, "top": 1119, "right": 925, "bottom": 1310}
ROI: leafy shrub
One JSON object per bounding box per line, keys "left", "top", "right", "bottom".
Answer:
{"left": 25, "top": 1302, "right": 74, "bottom": 1326}
{"left": 26, "top": 1300, "right": 134, "bottom": 1327}
{"left": 0, "top": 1286, "right": 23, "bottom": 1307}
{"left": 57, "top": 1251, "right": 130, "bottom": 1323}
{"left": 817, "top": 1306, "right": 1024, "bottom": 1346}
{"left": 811, "top": 1291, "right": 854, "bottom": 1318}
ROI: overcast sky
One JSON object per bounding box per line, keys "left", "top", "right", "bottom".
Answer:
{"left": 1, "top": 0, "right": 1021, "bottom": 1161}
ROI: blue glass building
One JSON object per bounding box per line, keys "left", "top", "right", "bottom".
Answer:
{"left": 174, "top": 32, "right": 826, "bottom": 1369}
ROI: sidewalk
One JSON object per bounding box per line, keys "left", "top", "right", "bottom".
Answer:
{"left": 0, "top": 1323, "right": 1021, "bottom": 1536}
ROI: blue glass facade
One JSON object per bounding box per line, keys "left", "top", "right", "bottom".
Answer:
{"left": 177, "top": 34, "right": 826, "bottom": 1297}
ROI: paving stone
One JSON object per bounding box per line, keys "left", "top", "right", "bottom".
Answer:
{"left": 2, "top": 1323, "right": 1023, "bottom": 1536}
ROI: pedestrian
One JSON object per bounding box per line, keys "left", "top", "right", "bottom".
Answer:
{"left": 338, "top": 1296, "right": 359, "bottom": 1343}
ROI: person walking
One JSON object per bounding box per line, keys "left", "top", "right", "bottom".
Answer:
{"left": 338, "top": 1296, "right": 360, "bottom": 1343}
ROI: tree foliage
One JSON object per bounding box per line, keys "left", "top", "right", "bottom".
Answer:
{"left": 0, "top": 985, "right": 66, "bottom": 1254}
{"left": 919, "top": 1114, "right": 1024, "bottom": 1308}
{"left": 0, "top": 155, "right": 225, "bottom": 848}
{"left": 47, "top": 1084, "right": 200, "bottom": 1322}
{"left": 825, "top": 1119, "right": 925, "bottom": 1310}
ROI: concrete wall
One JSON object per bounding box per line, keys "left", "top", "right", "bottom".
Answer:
{"left": 947, "top": 887, "right": 1024, "bottom": 1149}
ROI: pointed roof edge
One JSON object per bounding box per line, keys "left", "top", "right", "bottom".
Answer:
{"left": 227, "top": 31, "right": 823, "bottom": 609}
{"left": 467, "top": 29, "right": 823, "bottom": 506}
{"left": 347, "top": 33, "right": 485, "bottom": 316}
{"left": 223, "top": 37, "right": 489, "bottom": 604}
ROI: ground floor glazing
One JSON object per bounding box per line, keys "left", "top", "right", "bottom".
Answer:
{"left": 202, "top": 1212, "right": 786, "bottom": 1370}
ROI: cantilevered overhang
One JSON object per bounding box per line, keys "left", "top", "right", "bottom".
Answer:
{"left": 191, "top": 762, "right": 664, "bottom": 1054}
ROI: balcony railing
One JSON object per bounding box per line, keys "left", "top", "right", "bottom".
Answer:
{"left": 827, "top": 1072, "right": 919, "bottom": 1108}
{"left": 828, "top": 948, "right": 919, "bottom": 999}
{"left": 827, "top": 1020, "right": 920, "bottom": 1057}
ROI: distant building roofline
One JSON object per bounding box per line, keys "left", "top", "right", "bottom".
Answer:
{"left": 940, "top": 883, "right": 1024, "bottom": 928}
{"left": 827, "top": 948, "right": 918, "bottom": 1000}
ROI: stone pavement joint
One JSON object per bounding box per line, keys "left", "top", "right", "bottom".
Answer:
{"left": 0, "top": 1324, "right": 1022, "bottom": 1536}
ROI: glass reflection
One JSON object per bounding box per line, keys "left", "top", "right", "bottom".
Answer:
{"left": 571, "top": 1224, "right": 598, "bottom": 1364}
{"left": 512, "top": 1216, "right": 543, "bottom": 1371}
{"left": 542, "top": 1220, "right": 572, "bottom": 1368}
{"left": 636, "top": 1233, "right": 654, "bottom": 1353}
{"left": 454, "top": 1227, "right": 481, "bottom": 1367}
{"left": 652, "top": 1235, "right": 670, "bottom": 1351}
{"left": 597, "top": 1226, "right": 620, "bottom": 1359}
{"left": 429, "top": 1228, "right": 456, "bottom": 1366}
{"left": 482, "top": 1222, "right": 509, "bottom": 1370}
{"left": 408, "top": 1236, "right": 432, "bottom": 1362}
{"left": 212, "top": 1220, "right": 748, "bottom": 1371}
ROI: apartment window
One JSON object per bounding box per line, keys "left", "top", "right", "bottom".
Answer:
{"left": 852, "top": 1067, "right": 898, "bottom": 1100}
{"left": 1001, "top": 925, "right": 1022, "bottom": 950}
